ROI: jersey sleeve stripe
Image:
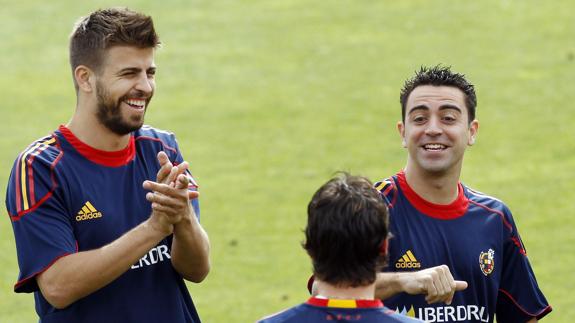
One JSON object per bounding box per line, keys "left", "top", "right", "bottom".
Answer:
{"left": 18, "top": 138, "right": 57, "bottom": 212}
{"left": 468, "top": 200, "right": 513, "bottom": 232}
{"left": 27, "top": 138, "right": 56, "bottom": 206}
{"left": 135, "top": 136, "right": 178, "bottom": 154}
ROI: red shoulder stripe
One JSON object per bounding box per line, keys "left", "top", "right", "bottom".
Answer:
{"left": 11, "top": 136, "right": 62, "bottom": 221}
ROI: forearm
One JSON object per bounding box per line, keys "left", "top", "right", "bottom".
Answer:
{"left": 374, "top": 272, "right": 403, "bottom": 300}
{"left": 37, "top": 219, "right": 168, "bottom": 308}
{"left": 171, "top": 213, "right": 210, "bottom": 282}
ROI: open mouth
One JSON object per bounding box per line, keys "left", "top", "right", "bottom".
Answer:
{"left": 124, "top": 99, "right": 146, "bottom": 110}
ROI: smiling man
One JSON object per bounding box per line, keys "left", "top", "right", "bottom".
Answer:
{"left": 372, "top": 66, "right": 551, "bottom": 322}
{"left": 5, "top": 8, "right": 210, "bottom": 322}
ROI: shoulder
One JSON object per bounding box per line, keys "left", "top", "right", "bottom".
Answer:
{"left": 464, "top": 185, "right": 519, "bottom": 232}
{"left": 7, "top": 133, "right": 64, "bottom": 218}
{"left": 374, "top": 175, "right": 399, "bottom": 208}
{"left": 258, "top": 304, "right": 307, "bottom": 323}
{"left": 15, "top": 134, "right": 63, "bottom": 168}
{"left": 465, "top": 185, "right": 512, "bottom": 217}
{"left": 135, "top": 125, "right": 177, "bottom": 144}
{"left": 134, "top": 125, "right": 180, "bottom": 157}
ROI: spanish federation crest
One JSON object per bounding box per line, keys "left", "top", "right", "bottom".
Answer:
{"left": 479, "top": 249, "right": 495, "bottom": 276}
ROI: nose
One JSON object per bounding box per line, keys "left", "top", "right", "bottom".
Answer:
{"left": 424, "top": 116, "right": 442, "bottom": 136}
{"left": 134, "top": 73, "right": 154, "bottom": 94}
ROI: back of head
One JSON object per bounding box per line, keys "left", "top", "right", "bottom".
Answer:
{"left": 304, "top": 174, "right": 389, "bottom": 288}
{"left": 69, "top": 7, "right": 160, "bottom": 90}
{"left": 399, "top": 65, "right": 477, "bottom": 123}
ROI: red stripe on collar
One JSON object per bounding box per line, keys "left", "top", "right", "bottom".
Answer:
{"left": 307, "top": 297, "right": 383, "bottom": 309}
{"left": 58, "top": 125, "right": 135, "bottom": 167}
{"left": 396, "top": 171, "right": 468, "bottom": 219}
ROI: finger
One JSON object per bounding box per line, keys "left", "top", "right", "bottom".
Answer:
{"left": 151, "top": 203, "right": 179, "bottom": 217}
{"left": 438, "top": 266, "right": 455, "bottom": 305}
{"left": 424, "top": 274, "right": 438, "bottom": 303}
{"left": 156, "top": 152, "right": 173, "bottom": 183}
{"left": 143, "top": 180, "right": 177, "bottom": 196}
{"left": 188, "top": 191, "right": 200, "bottom": 200}
{"left": 441, "top": 265, "right": 457, "bottom": 305}
{"left": 165, "top": 166, "right": 179, "bottom": 184}
{"left": 175, "top": 174, "right": 189, "bottom": 190}
{"left": 455, "top": 280, "right": 468, "bottom": 291}
{"left": 157, "top": 151, "right": 169, "bottom": 166}
{"left": 176, "top": 161, "right": 189, "bottom": 174}
{"left": 146, "top": 192, "right": 182, "bottom": 208}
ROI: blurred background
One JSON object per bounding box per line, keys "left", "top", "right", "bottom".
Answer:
{"left": 1, "top": 0, "right": 573, "bottom": 321}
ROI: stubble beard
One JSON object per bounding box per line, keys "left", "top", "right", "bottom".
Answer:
{"left": 95, "top": 81, "right": 148, "bottom": 136}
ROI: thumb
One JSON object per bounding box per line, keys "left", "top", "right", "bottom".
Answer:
{"left": 455, "top": 280, "right": 468, "bottom": 291}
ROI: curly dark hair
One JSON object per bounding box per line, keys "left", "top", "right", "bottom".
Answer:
{"left": 304, "top": 173, "right": 389, "bottom": 287}
{"left": 69, "top": 7, "right": 160, "bottom": 90}
{"left": 400, "top": 65, "right": 477, "bottom": 124}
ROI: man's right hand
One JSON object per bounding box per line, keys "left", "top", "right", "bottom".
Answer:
{"left": 375, "top": 265, "right": 467, "bottom": 304}
{"left": 400, "top": 265, "right": 468, "bottom": 304}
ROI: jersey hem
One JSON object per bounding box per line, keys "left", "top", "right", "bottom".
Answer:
{"left": 498, "top": 288, "right": 553, "bottom": 320}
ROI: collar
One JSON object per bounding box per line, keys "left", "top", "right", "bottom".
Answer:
{"left": 306, "top": 297, "right": 383, "bottom": 309}
{"left": 396, "top": 170, "right": 468, "bottom": 219}
{"left": 58, "top": 125, "right": 136, "bottom": 167}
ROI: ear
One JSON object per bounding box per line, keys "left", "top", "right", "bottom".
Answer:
{"left": 74, "top": 65, "right": 95, "bottom": 93}
{"left": 397, "top": 121, "right": 406, "bottom": 148}
{"left": 379, "top": 238, "right": 389, "bottom": 256}
{"left": 468, "top": 119, "right": 479, "bottom": 146}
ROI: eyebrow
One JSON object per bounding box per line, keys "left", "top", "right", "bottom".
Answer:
{"left": 116, "top": 66, "right": 156, "bottom": 75}
{"left": 407, "top": 104, "right": 462, "bottom": 115}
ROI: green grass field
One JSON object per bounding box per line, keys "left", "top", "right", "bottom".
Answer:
{"left": 1, "top": 0, "right": 573, "bottom": 321}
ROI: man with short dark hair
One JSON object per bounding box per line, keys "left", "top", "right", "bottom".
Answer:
{"left": 372, "top": 66, "right": 551, "bottom": 322}
{"left": 5, "top": 8, "right": 210, "bottom": 322}
{"left": 260, "top": 174, "right": 422, "bottom": 322}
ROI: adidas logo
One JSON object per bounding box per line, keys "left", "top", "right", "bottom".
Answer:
{"left": 76, "top": 201, "right": 103, "bottom": 221}
{"left": 395, "top": 250, "right": 421, "bottom": 269}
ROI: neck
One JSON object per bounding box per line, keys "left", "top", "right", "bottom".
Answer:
{"left": 315, "top": 279, "right": 375, "bottom": 300}
{"left": 403, "top": 162, "right": 461, "bottom": 205}
{"left": 67, "top": 103, "right": 131, "bottom": 151}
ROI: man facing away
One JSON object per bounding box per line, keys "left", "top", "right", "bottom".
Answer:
{"left": 5, "top": 8, "right": 210, "bottom": 322}
{"left": 260, "top": 174, "right": 423, "bottom": 322}
{"left": 372, "top": 66, "right": 551, "bottom": 322}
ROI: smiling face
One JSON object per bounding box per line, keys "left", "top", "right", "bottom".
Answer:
{"left": 398, "top": 85, "right": 478, "bottom": 176}
{"left": 94, "top": 46, "right": 156, "bottom": 135}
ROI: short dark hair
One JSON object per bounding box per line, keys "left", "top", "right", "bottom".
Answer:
{"left": 69, "top": 7, "right": 160, "bottom": 90}
{"left": 304, "top": 174, "right": 389, "bottom": 287}
{"left": 400, "top": 65, "right": 477, "bottom": 124}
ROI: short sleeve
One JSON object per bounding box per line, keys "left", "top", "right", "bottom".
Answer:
{"left": 496, "top": 209, "right": 552, "bottom": 322}
{"left": 5, "top": 145, "right": 77, "bottom": 293}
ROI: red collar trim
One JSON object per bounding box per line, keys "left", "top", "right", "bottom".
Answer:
{"left": 306, "top": 297, "right": 383, "bottom": 309}
{"left": 58, "top": 125, "right": 135, "bottom": 167}
{"left": 396, "top": 171, "right": 468, "bottom": 219}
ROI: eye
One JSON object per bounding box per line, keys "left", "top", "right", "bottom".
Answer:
{"left": 442, "top": 114, "right": 458, "bottom": 123}
{"left": 412, "top": 115, "right": 427, "bottom": 123}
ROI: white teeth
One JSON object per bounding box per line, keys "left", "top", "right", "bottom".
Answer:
{"left": 125, "top": 99, "right": 145, "bottom": 108}
{"left": 424, "top": 144, "right": 445, "bottom": 150}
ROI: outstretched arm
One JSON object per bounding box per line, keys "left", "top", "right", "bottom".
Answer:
{"left": 375, "top": 265, "right": 468, "bottom": 304}
{"left": 36, "top": 211, "right": 174, "bottom": 309}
